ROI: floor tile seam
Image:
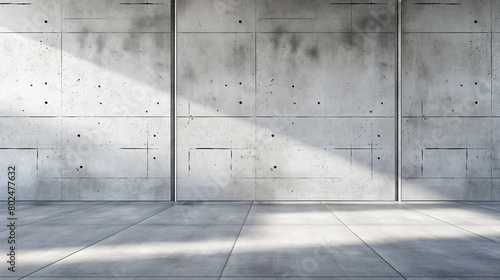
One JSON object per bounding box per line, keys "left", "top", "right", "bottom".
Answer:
{"left": 326, "top": 223, "right": 457, "bottom": 226}
{"left": 176, "top": 202, "right": 254, "bottom": 206}
{"left": 463, "top": 201, "right": 500, "bottom": 213}
{"left": 23, "top": 274, "right": 225, "bottom": 278}
{"left": 128, "top": 203, "right": 190, "bottom": 225}
{"left": 5, "top": 201, "right": 117, "bottom": 230}
{"left": 128, "top": 223, "right": 252, "bottom": 227}
{"left": 454, "top": 225, "right": 500, "bottom": 246}
{"left": 35, "top": 203, "right": 179, "bottom": 227}
{"left": 0, "top": 276, "right": 430, "bottom": 279}
{"left": 18, "top": 204, "right": 176, "bottom": 279}
{"left": 402, "top": 204, "right": 500, "bottom": 222}
{"left": 24, "top": 274, "right": 224, "bottom": 278}
{"left": 218, "top": 273, "right": 412, "bottom": 277}
{"left": 399, "top": 204, "right": 500, "bottom": 246}
{"left": 399, "top": 204, "right": 469, "bottom": 224}
{"left": 133, "top": 224, "right": 348, "bottom": 226}
{"left": 218, "top": 201, "right": 255, "bottom": 280}
{"left": 319, "top": 201, "right": 408, "bottom": 280}
{"left": 217, "top": 275, "right": 409, "bottom": 278}
{"left": 232, "top": 224, "right": 348, "bottom": 226}
{"left": 402, "top": 275, "right": 500, "bottom": 278}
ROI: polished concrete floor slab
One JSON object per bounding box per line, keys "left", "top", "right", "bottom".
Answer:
{"left": 0, "top": 201, "right": 110, "bottom": 228}
{"left": 466, "top": 201, "right": 500, "bottom": 212}
{"left": 245, "top": 202, "right": 342, "bottom": 225}
{"left": 2, "top": 201, "right": 499, "bottom": 279}
{"left": 407, "top": 278, "right": 500, "bottom": 280}
{"left": 403, "top": 202, "right": 500, "bottom": 226}
{"left": 141, "top": 202, "right": 252, "bottom": 226}
{"left": 349, "top": 225, "right": 500, "bottom": 276}
{"left": 220, "top": 278, "right": 405, "bottom": 280}
{"left": 221, "top": 225, "right": 400, "bottom": 277}
{"left": 33, "top": 224, "right": 242, "bottom": 277}
{"left": 322, "top": 202, "right": 444, "bottom": 225}
{"left": 460, "top": 225, "right": 500, "bottom": 243}
{"left": 23, "top": 276, "right": 219, "bottom": 280}
{"left": 1, "top": 224, "right": 127, "bottom": 276}
{"left": 40, "top": 201, "right": 175, "bottom": 226}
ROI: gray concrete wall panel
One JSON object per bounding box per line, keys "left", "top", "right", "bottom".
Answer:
{"left": 401, "top": 0, "right": 496, "bottom": 200}
{"left": 61, "top": 178, "right": 170, "bottom": 200}
{"left": 403, "top": 33, "right": 491, "bottom": 117}
{"left": 177, "top": 0, "right": 257, "bottom": 200}
{"left": 255, "top": 177, "right": 394, "bottom": 200}
{"left": 177, "top": 33, "right": 255, "bottom": 117}
{"left": 494, "top": 0, "right": 500, "bottom": 32}
{"left": 62, "top": 33, "right": 170, "bottom": 116}
{"left": 0, "top": 1, "right": 171, "bottom": 200}
{"left": 177, "top": 118, "right": 255, "bottom": 155}
{"left": 177, "top": 178, "right": 256, "bottom": 200}
{"left": 0, "top": 33, "right": 61, "bottom": 116}
{"left": 493, "top": 180, "right": 500, "bottom": 200}
{"left": 62, "top": 118, "right": 148, "bottom": 147}
{"left": 256, "top": 118, "right": 393, "bottom": 148}
{"left": 256, "top": 32, "right": 395, "bottom": 116}
{"left": 422, "top": 149, "right": 467, "bottom": 178}
{"left": 177, "top": 148, "right": 256, "bottom": 200}
{"left": 176, "top": 0, "right": 397, "bottom": 200}
{"left": 257, "top": 0, "right": 395, "bottom": 33}
{"left": 177, "top": 117, "right": 256, "bottom": 200}
{"left": 493, "top": 33, "right": 500, "bottom": 115}
{"left": 0, "top": 118, "right": 60, "bottom": 149}
{"left": 62, "top": 0, "right": 170, "bottom": 32}
{"left": 255, "top": 117, "right": 394, "bottom": 181}
{"left": 491, "top": 119, "right": 500, "bottom": 177}
{"left": 178, "top": 0, "right": 255, "bottom": 32}
{"left": 467, "top": 148, "right": 492, "bottom": 178}
{"left": 0, "top": 0, "right": 61, "bottom": 33}
{"left": 402, "top": 0, "right": 491, "bottom": 33}
{"left": 256, "top": 0, "right": 351, "bottom": 33}
{"left": 403, "top": 118, "right": 491, "bottom": 150}
{"left": 62, "top": 145, "right": 147, "bottom": 178}
{"left": 402, "top": 179, "right": 492, "bottom": 200}
{"left": 0, "top": 150, "right": 62, "bottom": 200}
{"left": 2, "top": 0, "right": 498, "bottom": 201}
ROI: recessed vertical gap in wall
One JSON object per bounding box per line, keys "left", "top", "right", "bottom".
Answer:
{"left": 170, "top": 0, "right": 177, "bottom": 201}
{"left": 60, "top": 0, "right": 63, "bottom": 200}
{"left": 397, "top": 0, "right": 402, "bottom": 202}
{"left": 490, "top": 0, "right": 493, "bottom": 200}
{"left": 253, "top": 0, "right": 257, "bottom": 200}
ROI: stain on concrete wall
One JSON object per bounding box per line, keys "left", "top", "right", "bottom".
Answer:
{"left": 0, "top": 0, "right": 171, "bottom": 200}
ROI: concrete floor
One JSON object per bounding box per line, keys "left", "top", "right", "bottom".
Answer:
{"left": 3, "top": 201, "right": 500, "bottom": 279}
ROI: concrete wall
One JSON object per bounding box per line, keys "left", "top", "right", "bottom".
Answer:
{"left": 177, "top": 0, "right": 397, "bottom": 200}
{"left": 402, "top": 0, "right": 499, "bottom": 200}
{"left": 0, "top": 0, "right": 171, "bottom": 200}
{"left": 1, "top": 0, "right": 498, "bottom": 201}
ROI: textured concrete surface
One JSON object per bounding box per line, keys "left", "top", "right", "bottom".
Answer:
{"left": 0, "top": 0, "right": 171, "bottom": 200}
{"left": 0, "top": 201, "right": 499, "bottom": 279}
{"left": 1, "top": 0, "right": 499, "bottom": 201}
{"left": 177, "top": 0, "right": 397, "bottom": 200}
{"left": 402, "top": 0, "right": 498, "bottom": 200}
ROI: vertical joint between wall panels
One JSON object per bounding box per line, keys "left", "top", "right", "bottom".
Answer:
{"left": 490, "top": 0, "right": 493, "bottom": 200}
{"left": 60, "top": 0, "right": 63, "bottom": 200}
{"left": 170, "top": 0, "right": 177, "bottom": 201}
{"left": 397, "top": 0, "right": 403, "bottom": 202}
{"left": 396, "top": 0, "right": 403, "bottom": 202}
